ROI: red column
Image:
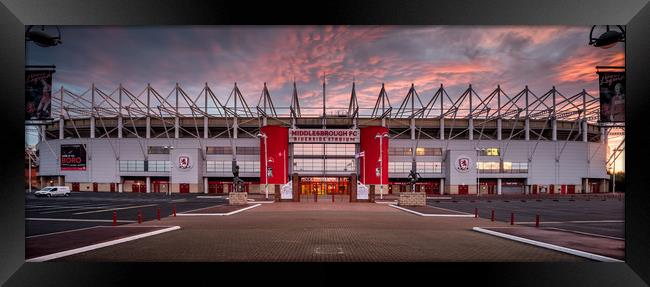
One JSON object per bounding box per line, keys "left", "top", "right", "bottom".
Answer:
{"left": 359, "top": 126, "right": 389, "bottom": 185}
{"left": 260, "top": 126, "right": 289, "bottom": 185}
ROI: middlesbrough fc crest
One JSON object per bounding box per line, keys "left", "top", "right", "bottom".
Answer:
{"left": 178, "top": 155, "right": 191, "bottom": 169}
{"left": 455, "top": 156, "right": 471, "bottom": 172}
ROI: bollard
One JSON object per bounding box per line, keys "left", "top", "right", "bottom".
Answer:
{"left": 332, "top": 194, "right": 335, "bottom": 203}
{"left": 173, "top": 206, "right": 176, "bottom": 217}
{"left": 157, "top": 207, "right": 161, "bottom": 221}
{"left": 112, "top": 211, "right": 117, "bottom": 226}
{"left": 491, "top": 210, "right": 495, "bottom": 222}
{"left": 137, "top": 210, "right": 142, "bottom": 224}
{"left": 510, "top": 212, "right": 514, "bottom": 225}
{"left": 314, "top": 193, "right": 317, "bottom": 202}
{"left": 535, "top": 214, "right": 540, "bottom": 228}
{"left": 474, "top": 208, "right": 478, "bottom": 218}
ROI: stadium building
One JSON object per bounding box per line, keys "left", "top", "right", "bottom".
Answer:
{"left": 36, "top": 81, "right": 611, "bottom": 198}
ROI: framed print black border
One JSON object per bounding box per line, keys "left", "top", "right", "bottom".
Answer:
{"left": 0, "top": 0, "right": 649, "bottom": 286}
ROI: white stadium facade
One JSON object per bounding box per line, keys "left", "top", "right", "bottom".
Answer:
{"left": 36, "top": 81, "right": 612, "bottom": 198}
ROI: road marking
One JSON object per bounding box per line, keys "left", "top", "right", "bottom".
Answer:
{"left": 27, "top": 226, "right": 102, "bottom": 239}
{"left": 544, "top": 227, "right": 624, "bottom": 241}
{"left": 26, "top": 217, "right": 136, "bottom": 223}
{"left": 177, "top": 204, "right": 261, "bottom": 216}
{"left": 389, "top": 204, "right": 474, "bottom": 217}
{"left": 472, "top": 227, "right": 623, "bottom": 262}
{"left": 177, "top": 204, "right": 226, "bottom": 214}
{"left": 73, "top": 204, "right": 158, "bottom": 215}
{"left": 516, "top": 220, "right": 624, "bottom": 224}
{"left": 39, "top": 204, "right": 134, "bottom": 214}
{"left": 26, "top": 226, "right": 181, "bottom": 262}
{"left": 425, "top": 205, "right": 474, "bottom": 215}
{"left": 196, "top": 196, "right": 226, "bottom": 199}
{"left": 375, "top": 201, "right": 398, "bottom": 204}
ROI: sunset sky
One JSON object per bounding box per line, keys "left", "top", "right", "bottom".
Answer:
{"left": 26, "top": 26, "right": 625, "bottom": 171}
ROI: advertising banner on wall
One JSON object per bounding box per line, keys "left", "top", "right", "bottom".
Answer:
{"left": 61, "top": 144, "right": 86, "bottom": 171}
{"left": 598, "top": 69, "right": 625, "bottom": 123}
{"left": 25, "top": 69, "right": 54, "bottom": 120}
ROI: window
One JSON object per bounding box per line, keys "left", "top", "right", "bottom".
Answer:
{"left": 147, "top": 161, "right": 170, "bottom": 172}
{"left": 293, "top": 158, "right": 324, "bottom": 172}
{"left": 324, "top": 158, "right": 355, "bottom": 171}
{"left": 119, "top": 160, "right": 146, "bottom": 172}
{"left": 148, "top": 146, "right": 171, "bottom": 154}
{"left": 389, "top": 147, "right": 411, "bottom": 156}
{"left": 324, "top": 144, "right": 356, "bottom": 156}
{"left": 417, "top": 161, "right": 442, "bottom": 173}
{"left": 503, "top": 162, "right": 528, "bottom": 173}
{"left": 478, "top": 148, "right": 500, "bottom": 156}
{"left": 293, "top": 144, "right": 324, "bottom": 156}
{"left": 206, "top": 146, "right": 232, "bottom": 155}
{"left": 206, "top": 161, "right": 230, "bottom": 172}
{"left": 236, "top": 146, "right": 260, "bottom": 155}
{"left": 389, "top": 162, "right": 411, "bottom": 173}
{"left": 238, "top": 161, "right": 260, "bottom": 172}
{"left": 415, "top": 147, "right": 443, "bottom": 156}
{"left": 206, "top": 160, "right": 259, "bottom": 173}
{"left": 477, "top": 161, "right": 500, "bottom": 173}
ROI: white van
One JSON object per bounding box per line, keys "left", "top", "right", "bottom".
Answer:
{"left": 34, "top": 186, "right": 71, "bottom": 197}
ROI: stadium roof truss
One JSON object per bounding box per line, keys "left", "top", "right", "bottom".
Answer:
{"left": 44, "top": 82, "right": 616, "bottom": 160}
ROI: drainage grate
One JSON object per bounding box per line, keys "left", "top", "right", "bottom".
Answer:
{"left": 314, "top": 246, "right": 344, "bottom": 255}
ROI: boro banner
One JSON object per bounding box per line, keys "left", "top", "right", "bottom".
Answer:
{"left": 61, "top": 144, "right": 86, "bottom": 171}
{"left": 25, "top": 69, "right": 54, "bottom": 120}
{"left": 598, "top": 70, "right": 625, "bottom": 123}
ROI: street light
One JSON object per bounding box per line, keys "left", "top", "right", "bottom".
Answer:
{"left": 375, "top": 132, "right": 389, "bottom": 200}
{"left": 26, "top": 26, "right": 62, "bottom": 48}
{"left": 257, "top": 132, "right": 269, "bottom": 200}
{"left": 588, "top": 25, "right": 625, "bottom": 49}
{"left": 475, "top": 148, "right": 484, "bottom": 197}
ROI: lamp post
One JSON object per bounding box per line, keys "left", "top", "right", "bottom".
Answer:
{"left": 475, "top": 148, "right": 484, "bottom": 197}
{"left": 27, "top": 149, "right": 32, "bottom": 193}
{"left": 375, "top": 132, "right": 389, "bottom": 200}
{"left": 257, "top": 133, "right": 269, "bottom": 200}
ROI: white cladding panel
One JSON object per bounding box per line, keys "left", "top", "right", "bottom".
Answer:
{"left": 37, "top": 137, "right": 608, "bottom": 185}
{"left": 170, "top": 148, "right": 200, "bottom": 184}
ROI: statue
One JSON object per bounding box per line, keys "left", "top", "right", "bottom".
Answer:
{"left": 408, "top": 169, "right": 421, "bottom": 193}
{"left": 232, "top": 162, "right": 245, "bottom": 193}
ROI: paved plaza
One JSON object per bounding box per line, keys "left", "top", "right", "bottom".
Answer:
{"left": 55, "top": 201, "right": 586, "bottom": 262}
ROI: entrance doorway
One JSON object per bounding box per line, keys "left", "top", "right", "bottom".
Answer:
{"left": 300, "top": 177, "right": 350, "bottom": 195}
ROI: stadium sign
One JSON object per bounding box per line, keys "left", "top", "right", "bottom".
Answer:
{"left": 289, "top": 129, "right": 359, "bottom": 143}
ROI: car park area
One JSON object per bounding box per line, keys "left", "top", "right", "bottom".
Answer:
{"left": 25, "top": 192, "right": 228, "bottom": 237}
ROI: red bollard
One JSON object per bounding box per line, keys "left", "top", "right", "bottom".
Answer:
{"left": 173, "top": 206, "right": 176, "bottom": 217}
{"left": 332, "top": 194, "right": 335, "bottom": 203}
{"left": 510, "top": 212, "right": 514, "bottom": 225}
{"left": 137, "top": 210, "right": 142, "bottom": 224}
{"left": 112, "top": 211, "right": 117, "bottom": 226}
{"left": 157, "top": 207, "right": 161, "bottom": 221}
{"left": 535, "top": 214, "right": 540, "bottom": 228}
{"left": 314, "top": 193, "right": 317, "bottom": 202}
{"left": 474, "top": 208, "right": 478, "bottom": 218}
{"left": 491, "top": 210, "right": 495, "bottom": 222}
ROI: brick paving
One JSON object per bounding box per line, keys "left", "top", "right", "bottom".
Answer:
{"left": 480, "top": 227, "right": 624, "bottom": 260}
{"left": 57, "top": 202, "right": 586, "bottom": 262}
{"left": 27, "top": 226, "right": 170, "bottom": 259}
